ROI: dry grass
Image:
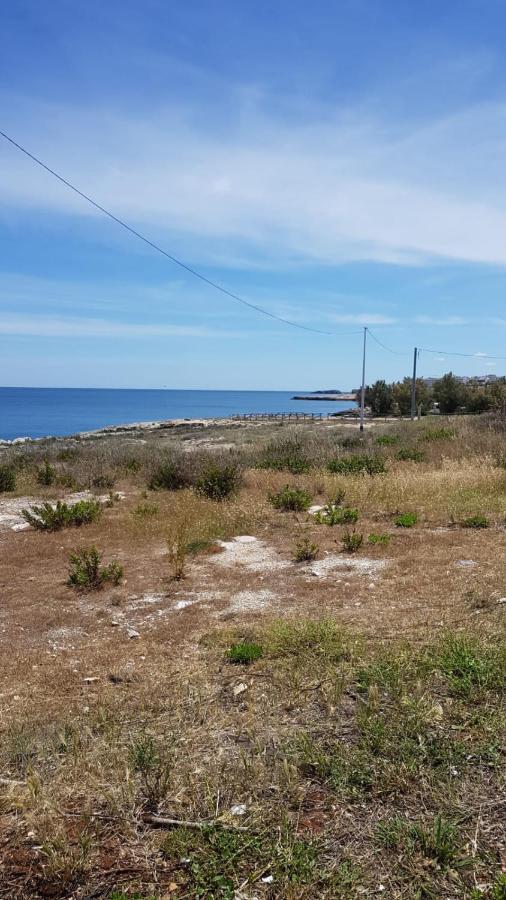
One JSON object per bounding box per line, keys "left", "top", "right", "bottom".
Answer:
{"left": 1, "top": 415, "right": 506, "bottom": 897}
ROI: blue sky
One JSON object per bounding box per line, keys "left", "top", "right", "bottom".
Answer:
{"left": 2, "top": 0, "right": 506, "bottom": 389}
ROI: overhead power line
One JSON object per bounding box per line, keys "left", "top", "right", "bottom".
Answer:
{"left": 0, "top": 128, "right": 363, "bottom": 338}
{"left": 420, "top": 347, "right": 506, "bottom": 362}
{"left": 367, "top": 328, "right": 410, "bottom": 356}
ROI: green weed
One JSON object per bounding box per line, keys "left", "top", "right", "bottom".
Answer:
{"left": 269, "top": 484, "right": 312, "bottom": 511}
{"left": 68, "top": 546, "right": 123, "bottom": 590}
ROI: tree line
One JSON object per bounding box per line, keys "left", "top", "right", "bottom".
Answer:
{"left": 364, "top": 372, "right": 506, "bottom": 416}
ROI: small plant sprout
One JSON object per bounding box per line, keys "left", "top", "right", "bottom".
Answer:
{"left": 68, "top": 546, "right": 123, "bottom": 590}
{"left": 269, "top": 485, "right": 312, "bottom": 512}
{"left": 294, "top": 534, "right": 319, "bottom": 563}
{"left": 227, "top": 641, "right": 263, "bottom": 664}
{"left": 368, "top": 532, "right": 390, "bottom": 546}
{"left": 394, "top": 512, "right": 418, "bottom": 528}
{"left": 341, "top": 529, "right": 364, "bottom": 553}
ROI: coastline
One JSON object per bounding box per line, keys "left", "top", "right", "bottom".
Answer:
{"left": 0, "top": 411, "right": 364, "bottom": 446}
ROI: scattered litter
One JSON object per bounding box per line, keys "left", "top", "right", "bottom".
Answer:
{"left": 230, "top": 803, "right": 247, "bottom": 816}
{"left": 126, "top": 627, "right": 140, "bottom": 639}
{"left": 497, "top": 597, "right": 506, "bottom": 605}
{"left": 308, "top": 504, "right": 324, "bottom": 515}
{"left": 456, "top": 559, "right": 476, "bottom": 568}
{"left": 261, "top": 875, "right": 274, "bottom": 884}
{"left": 233, "top": 683, "right": 248, "bottom": 697}
{"left": 83, "top": 676, "right": 99, "bottom": 683}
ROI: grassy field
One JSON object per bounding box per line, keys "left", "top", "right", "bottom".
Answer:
{"left": 0, "top": 415, "right": 505, "bottom": 898}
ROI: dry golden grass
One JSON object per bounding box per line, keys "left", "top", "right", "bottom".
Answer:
{"left": 1, "top": 415, "right": 506, "bottom": 898}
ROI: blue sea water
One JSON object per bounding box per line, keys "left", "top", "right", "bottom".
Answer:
{"left": 0, "top": 387, "right": 356, "bottom": 441}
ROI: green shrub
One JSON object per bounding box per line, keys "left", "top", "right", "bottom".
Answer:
{"left": 22, "top": 499, "right": 102, "bottom": 531}
{"left": 462, "top": 514, "right": 489, "bottom": 529}
{"left": 315, "top": 505, "right": 358, "bottom": 525}
{"left": 125, "top": 458, "right": 142, "bottom": 474}
{"left": 149, "top": 459, "right": 190, "bottom": 491}
{"left": 394, "top": 512, "right": 417, "bottom": 528}
{"left": 132, "top": 501, "right": 159, "bottom": 520}
{"left": 255, "top": 435, "right": 311, "bottom": 473}
{"left": 421, "top": 427, "right": 456, "bottom": 442}
{"left": 341, "top": 529, "right": 363, "bottom": 553}
{"left": 194, "top": 463, "right": 242, "bottom": 500}
{"left": 376, "top": 434, "right": 400, "bottom": 446}
{"left": 37, "top": 460, "right": 56, "bottom": 486}
{"left": 327, "top": 454, "right": 386, "bottom": 476}
{"left": 68, "top": 546, "right": 123, "bottom": 590}
{"left": 294, "top": 536, "right": 319, "bottom": 562}
{"left": 269, "top": 485, "right": 312, "bottom": 512}
{"left": 0, "top": 464, "right": 16, "bottom": 492}
{"left": 395, "top": 448, "right": 425, "bottom": 462}
{"left": 368, "top": 532, "right": 390, "bottom": 545}
{"left": 227, "top": 642, "right": 263, "bottom": 664}
{"left": 92, "top": 473, "right": 116, "bottom": 490}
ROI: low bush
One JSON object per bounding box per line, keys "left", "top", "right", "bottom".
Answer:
{"left": 269, "top": 485, "right": 312, "bottom": 512}
{"left": 368, "top": 532, "right": 390, "bottom": 545}
{"left": 421, "top": 427, "right": 456, "bottom": 442}
{"left": 68, "top": 546, "right": 123, "bottom": 590}
{"left": 194, "top": 463, "right": 242, "bottom": 500}
{"left": 462, "top": 514, "right": 489, "bottom": 529}
{"left": 37, "top": 460, "right": 56, "bottom": 486}
{"left": 22, "top": 499, "right": 102, "bottom": 531}
{"left": 0, "top": 464, "right": 16, "bottom": 492}
{"left": 341, "top": 529, "right": 364, "bottom": 552}
{"left": 255, "top": 435, "right": 311, "bottom": 473}
{"left": 395, "top": 448, "right": 425, "bottom": 462}
{"left": 132, "top": 501, "right": 159, "bottom": 520}
{"left": 316, "top": 505, "right": 358, "bottom": 525}
{"left": 149, "top": 458, "right": 191, "bottom": 491}
{"left": 294, "top": 535, "right": 319, "bottom": 562}
{"left": 376, "top": 434, "right": 400, "bottom": 446}
{"left": 227, "top": 641, "right": 263, "bottom": 664}
{"left": 91, "top": 473, "right": 116, "bottom": 490}
{"left": 327, "top": 454, "right": 386, "bottom": 476}
{"left": 394, "top": 512, "right": 417, "bottom": 528}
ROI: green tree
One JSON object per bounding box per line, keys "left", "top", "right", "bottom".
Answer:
{"left": 433, "top": 373, "right": 465, "bottom": 414}
{"left": 392, "top": 378, "right": 432, "bottom": 416}
{"left": 364, "top": 380, "right": 394, "bottom": 416}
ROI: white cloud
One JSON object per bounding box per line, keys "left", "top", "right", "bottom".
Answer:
{"left": 0, "top": 314, "right": 244, "bottom": 339}
{"left": 415, "top": 315, "right": 471, "bottom": 326}
{"left": 330, "top": 314, "right": 398, "bottom": 325}
{"left": 5, "top": 96, "right": 506, "bottom": 268}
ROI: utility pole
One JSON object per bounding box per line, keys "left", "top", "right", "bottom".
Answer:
{"left": 410, "top": 347, "right": 418, "bottom": 421}
{"left": 359, "top": 326, "right": 367, "bottom": 432}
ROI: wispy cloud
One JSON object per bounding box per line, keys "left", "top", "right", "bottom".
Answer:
{"left": 4, "top": 95, "right": 506, "bottom": 268}
{"left": 330, "top": 314, "right": 398, "bottom": 325}
{"left": 0, "top": 314, "right": 244, "bottom": 339}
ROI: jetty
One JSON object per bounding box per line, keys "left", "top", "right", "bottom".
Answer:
{"left": 292, "top": 392, "right": 358, "bottom": 401}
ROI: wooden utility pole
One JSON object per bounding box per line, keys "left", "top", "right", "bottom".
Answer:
{"left": 411, "top": 347, "right": 418, "bottom": 421}
{"left": 359, "top": 327, "right": 367, "bottom": 432}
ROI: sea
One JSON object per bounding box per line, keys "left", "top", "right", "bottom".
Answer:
{"left": 0, "top": 387, "right": 356, "bottom": 441}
